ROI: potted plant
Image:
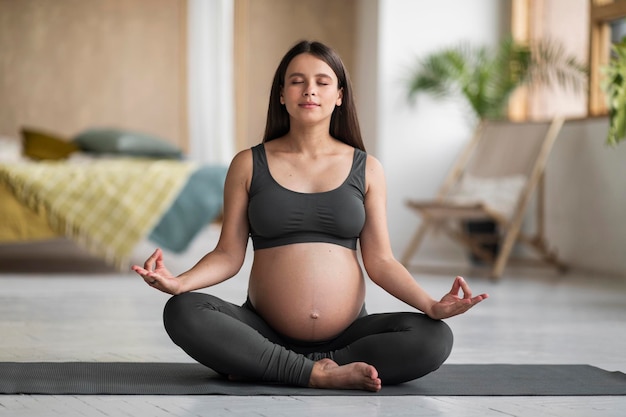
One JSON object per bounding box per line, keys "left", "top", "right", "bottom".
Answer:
{"left": 602, "top": 38, "right": 626, "bottom": 146}
{"left": 406, "top": 36, "right": 588, "bottom": 120}
{"left": 405, "top": 36, "right": 587, "bottom": 263}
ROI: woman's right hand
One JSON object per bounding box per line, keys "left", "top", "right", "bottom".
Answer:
{"left": 131, "top": 248, "right": 180, "bottom": 295}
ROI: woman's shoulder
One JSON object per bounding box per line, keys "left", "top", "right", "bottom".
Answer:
{"left": 227, "top": 148, "right": 255, "bottom": 175}
{"left": 231, "top": 147, "right": 254, "bottom": 162}
{"left": 364, "top": 153, "right": 383, "bottom": 171}
{"left": 363, "top": 153, "right": 385, "bottom": 191}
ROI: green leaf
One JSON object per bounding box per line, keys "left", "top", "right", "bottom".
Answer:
{"left": 405, "top": 36, "right": 588, "bottom": 121}
{"left": 601, "top": 38, "right": 626, "bottom": 146}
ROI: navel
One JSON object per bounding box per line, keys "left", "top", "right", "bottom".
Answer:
{"left": 310, "top": 311, "right": 320, "bottom": 319}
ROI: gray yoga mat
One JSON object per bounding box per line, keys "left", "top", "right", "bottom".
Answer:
{"left": 1, "top": 362, "right": 625, "bottom": 396}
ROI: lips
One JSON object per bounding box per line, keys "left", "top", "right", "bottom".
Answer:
{"left": 299, "top": 102, "right": 320, "bottom": 108}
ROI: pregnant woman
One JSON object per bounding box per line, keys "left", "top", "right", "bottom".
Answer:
{"left": 132, "top": 40, "right": 488, "bottom": 392}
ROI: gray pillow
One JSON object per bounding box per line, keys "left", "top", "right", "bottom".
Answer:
{"left": 73, "top": 128, "right": 183, "bottom": 159}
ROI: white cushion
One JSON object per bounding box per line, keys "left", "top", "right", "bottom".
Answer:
{"left": 447, "top": 174, "right": 527, "bottom": 219}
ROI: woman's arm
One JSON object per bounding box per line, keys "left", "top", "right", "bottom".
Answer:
{"left": 358, "top": 155, "right": 487, "bottom": 319}
{"left": 132, "top": 149, "right": 253, "bottom": 295}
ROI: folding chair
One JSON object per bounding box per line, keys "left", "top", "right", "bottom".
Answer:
{"left": 400, "top": 118, "right": 567, "bottom": 280}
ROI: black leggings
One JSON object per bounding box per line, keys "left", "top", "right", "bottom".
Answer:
{"left": 163, "top": 292, "right": 453, "bottom": 387}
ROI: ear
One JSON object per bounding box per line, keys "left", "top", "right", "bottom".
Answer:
{"left": 336, "top": 87, "right": 343, "bottom": 106}
{"left": 280, "top": 86, "right": 285, "bottom": 105}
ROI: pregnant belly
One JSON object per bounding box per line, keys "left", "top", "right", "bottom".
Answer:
{"left": 248, "top": 244, "right": 366, "bottom": 341}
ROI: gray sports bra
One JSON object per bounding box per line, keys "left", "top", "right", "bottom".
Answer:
{"left": 248, "top": 144, "right": 366, "bottom": 250}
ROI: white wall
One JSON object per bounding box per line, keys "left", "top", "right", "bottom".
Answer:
{"left": 546, "top": 118, "right": 626, "bottom": 276}
{"left": 374, "top": 0, "right": 508, "bottom": 259}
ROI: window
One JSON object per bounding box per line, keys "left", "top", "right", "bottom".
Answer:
{"left": 510, "top": 0, "right": 626, "bottom": 119}
{"left": 510, "top": 0, "right": 589, "bottom": 120}
{"left": 590, "top": 0, "right": 626, "bottom": 115}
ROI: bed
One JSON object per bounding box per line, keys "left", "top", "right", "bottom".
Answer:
{"left": 0, "top": 128, "right": 227, "bottom": 269}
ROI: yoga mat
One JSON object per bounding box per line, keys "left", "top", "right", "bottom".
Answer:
{"left": 1, "top": 362, "right": 625, "bottom": 396}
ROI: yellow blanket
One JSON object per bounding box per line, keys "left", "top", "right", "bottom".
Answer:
{"left": 0, "top": 158, "right": 196, "bottom": 269}
{"left": 0, "top": 180, "right": 58, "bottom": 242}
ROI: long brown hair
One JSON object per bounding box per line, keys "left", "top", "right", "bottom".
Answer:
{"left": 262, "top": 40, "right": 365, "bottom": 151}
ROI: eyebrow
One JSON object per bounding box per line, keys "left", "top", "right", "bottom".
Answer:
{"left": 287, "top": 72, "right": 333, "bottom": 79}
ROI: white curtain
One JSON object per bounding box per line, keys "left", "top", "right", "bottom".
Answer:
{"left": 187, "top": 0, "right": 235, "bottom": 165}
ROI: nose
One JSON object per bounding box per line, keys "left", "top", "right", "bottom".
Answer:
{"left": 303, "top": 85, "right": 316, "bottom": 97}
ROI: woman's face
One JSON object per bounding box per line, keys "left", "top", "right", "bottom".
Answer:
{"left": 280, "top": 53, "right": 343, "bottom": 126}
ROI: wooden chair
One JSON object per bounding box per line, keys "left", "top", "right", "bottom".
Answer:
{"left": 400, "top": 118, "right": 567, "bottom": 280}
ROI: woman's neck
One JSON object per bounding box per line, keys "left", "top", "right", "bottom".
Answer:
{"left": 282, "top": 123, "right": 337, "bottom": 155}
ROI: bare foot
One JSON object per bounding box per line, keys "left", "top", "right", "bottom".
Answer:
{"left": 309, "top": 358, "right": 381, "bottom": 392}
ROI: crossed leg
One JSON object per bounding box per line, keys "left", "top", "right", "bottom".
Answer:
{"left": 163, "top": 292, "right": 452, "bottom": 391}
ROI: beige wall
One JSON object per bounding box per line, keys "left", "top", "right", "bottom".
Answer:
{"left": 0, "top": 0, "right": 187, "bottom": 149}
{"left": 234, "top": 0, "right": 357, "bottom": 151}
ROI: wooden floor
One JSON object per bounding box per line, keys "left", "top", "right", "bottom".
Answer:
{"left": 1, "top": 225, "right": 625, "bottom": 416}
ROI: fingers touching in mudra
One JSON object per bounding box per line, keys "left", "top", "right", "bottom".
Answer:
{"left": 131, "top": 248, "right": 178, "bottom": 294}
{"left": 430, "top": 276, "right": 489, "bottom": 320}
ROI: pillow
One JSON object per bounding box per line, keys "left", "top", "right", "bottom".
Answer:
{"left": 446, "top": 174, "right": 527, "bottom": 219}
{"left": 73, "top": 128, "right": 183, "bottom": 159}
{"left": 0, "top": 136, "right": 23, "bottom": 162}
{"left": 21, "top": 128, "right": 80, "bottom": 160}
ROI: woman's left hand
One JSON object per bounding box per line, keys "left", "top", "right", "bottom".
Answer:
{"left": 428, "top": 276, "right": 488, "bottom": 320}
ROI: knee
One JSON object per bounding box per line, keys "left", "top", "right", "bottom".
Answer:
{"left": 378, "top": 314, "right": 454, "bottom": 384}
{"left": 163, "top": 293, "right": 193, "bottom": 338}
{"left": 164, "top": 291, "right": 222, "bottom": 316}
{"left": 163, "top": 292, "right": 195, "bottom": 324}
{"left": 163, "top": 292, "right": 214, "bottom": 337}
{"left": 400, "top": 313, "right": 453, "bottom": 344}
{"left": 405, "top": 314, "right": 454, "bottom": 368}
{"left": 430, "top": 318, "right": 454, "bottom": 364}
